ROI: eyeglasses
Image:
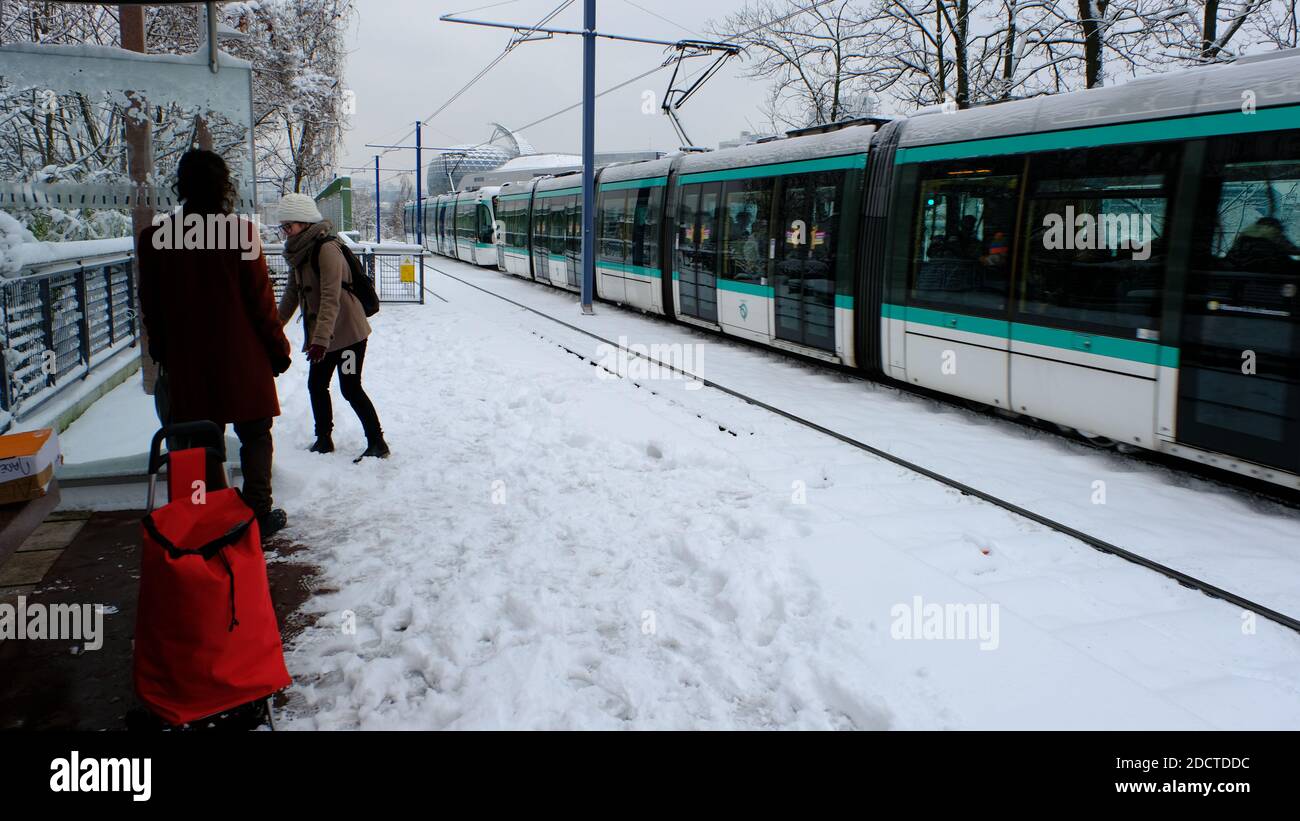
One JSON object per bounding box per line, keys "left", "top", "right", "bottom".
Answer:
{"left": 277, "top": 224, "right": 294, "bottom": 235}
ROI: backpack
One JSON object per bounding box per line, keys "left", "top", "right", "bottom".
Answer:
{"left": 310, "top": 237, "right": 380, "bottom": 317}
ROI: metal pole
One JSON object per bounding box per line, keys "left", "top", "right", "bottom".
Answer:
{"left": 415, "top": 121, "right": 423, "bottom": 249}
{"left": 120, "top": 4, "right": 159, "bottom": 396}
{"left": 374, "top": 154, "right": 381, "bottom": 242}
{"left": 580, "top": 0, "right": 595, "bottom": 314}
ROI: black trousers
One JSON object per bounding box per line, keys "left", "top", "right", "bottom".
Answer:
{"left": 308, "top": 338, "right": 383, "bottom": 444}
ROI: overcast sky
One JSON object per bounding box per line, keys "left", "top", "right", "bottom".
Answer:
{"left": 339, "top": 0, "right": 774, "bottom": 179}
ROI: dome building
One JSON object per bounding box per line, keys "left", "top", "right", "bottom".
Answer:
{"left": 425, "top": 123, "right": 536, "bottom": 195}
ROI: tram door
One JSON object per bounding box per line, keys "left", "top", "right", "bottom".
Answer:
{"left": 1177, "top": 133, "right": 1300, "bottom": 473}
{"left": 676, "top": 182, "right": 720, "bottom": 323}
{"left": 566, "top": 195, "right": 582, "bottom": 288}
{"left": 532, "top": 198, "right": 551, "bottom": 282}
{"left": 774, "top": 172, "right": 841, "bottom": 351}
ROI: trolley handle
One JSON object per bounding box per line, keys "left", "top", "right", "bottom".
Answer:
{"left": 147, "top": 421, "right": 226, "bottom": 476}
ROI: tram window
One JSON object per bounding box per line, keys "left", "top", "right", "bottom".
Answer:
{"left": 532, "top": 200, "right": 548, "bottom": 252}
{"left": 600, "top": 190, "right": 627, "bottom": 264}
{"left": 677, "top": 183, "right": 700, "bottom": 290}
{"left": 568, "top": 195, "right": 582, "bottom": 259}
{"left": 501, "top": 200, "right": 513, "bottom": 247}
{"left": 514, "top": 200, "right": 527, "bottom": 248}
{"left": 569, "top": 195, "right": 581, "bottom": 255}
{"left": 1178, "top": 131, "right": 1300, "bottom": 468}
{"left": 807, "top": 171, "right": 844, "bottom": 295}
{"left": 722, "top": 178, "right": 772, "bottom": 283}
{"left": 545, "top": 197, "right": 560, "bottom": 256}
{"left": 478, "top": 204, "right": 492, "bottom": 244}
{"left": 1198, "top": 148, "right": 1300, "bottom": 278}
{"left": 677, "top": 185, "right": 698, "bottom": 254}
{"left": 635, "top": 186, "right": 662, "bottom": 270}
{"left": 501, "top": 200, "right": 515, "bottom": 247}
{"left": 1018, "top": 144, "right": 1176, "bottom": 334}
{"left": 699, "top": 185, "right": 720, "bottom": 265}
{"left": 457, "top": 202, "right": 473, "bottom": 240}
{"left": 910, "top": 164, "right": 1020, "bottom": 314}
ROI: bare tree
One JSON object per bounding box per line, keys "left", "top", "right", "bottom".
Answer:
{"left": 1251, "top": 0, "right": 1300, "bottom": 47}
{"left": 385, "top": 174, "right": 412, "bottom": 242}
{"left": 352, "top": 184, "right": 375, "bottom": 241}
{"left": 1142, "top": 0, "right": 1272, "bottom": 63}
{"left": 711, "top": 0, "right": 878, "bottom": 130}
{"left": 222, "top": 0, "right": 355, "bottom": 195}
{"left": 0, "top": 1, "right": 354, "bottom": 239}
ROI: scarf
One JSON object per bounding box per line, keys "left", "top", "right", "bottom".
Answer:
{"left": 283, "top": 219, "right": 336, "bottom": 270}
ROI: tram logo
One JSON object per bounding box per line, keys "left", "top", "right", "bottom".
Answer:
{"left": 1042, "top": 206, "right": 1154, "bottom": 261}
{"left": 739, "top": 302, "right": 749, "bottom": 320}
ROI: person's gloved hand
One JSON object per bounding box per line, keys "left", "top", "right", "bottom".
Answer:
{"left": 270, "top": 352, "right": 292, "bottom": 376}
{"left": 306, "top": 344, "right": 327, "bottom": 364}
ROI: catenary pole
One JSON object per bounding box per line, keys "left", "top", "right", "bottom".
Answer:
{"left": 580, "top": 0, "right": 595, "bottom": 312}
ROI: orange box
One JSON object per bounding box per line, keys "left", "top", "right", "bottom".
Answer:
{"left": 0, "top": 428, "right": 61, "bottom": 505}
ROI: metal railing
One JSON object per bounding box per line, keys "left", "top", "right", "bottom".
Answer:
{"left": 0, "top": 251, "right": 138, "bottom": 426}
{"left": 262, "top": 243, "right": 425, "bottom": 305}
{"left": 0, "top": 241, "right": 424, "bottom": 430}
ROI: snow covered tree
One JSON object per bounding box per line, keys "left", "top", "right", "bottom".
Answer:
{"left": 0, "top": 1, "right": 353, "bottom": 240}
{"left": 352, "top": 184, "right": 375, "bottom": 241}
{"left": 384, "top": 173, "right": 412, "bottom": 243}
{"left": 712, "top": 0, "right": 879, "bottom": 130}
{"left": 221, "top": 0, "right": 355, "bottom": 196}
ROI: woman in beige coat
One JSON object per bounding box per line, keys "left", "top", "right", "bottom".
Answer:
{"left": 276, "top": 193, "right": 389, "bottom": 462}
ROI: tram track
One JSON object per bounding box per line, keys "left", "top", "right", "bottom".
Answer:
{"left": 427, "top": 260, "right": 1300, "bottom": 636}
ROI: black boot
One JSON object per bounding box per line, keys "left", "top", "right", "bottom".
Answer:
{"left": 258, "top": 508, "right": 288, "bottom": 541}
{"left": 308, "top": 435, "right": 334, "bottom": 454}
{"left": 353, "top": 438, "right": 390, "bottom": 463}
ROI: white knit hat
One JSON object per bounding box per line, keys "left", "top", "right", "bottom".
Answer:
{"left": 275, "top": 192, "right": 323, "bottom": 224}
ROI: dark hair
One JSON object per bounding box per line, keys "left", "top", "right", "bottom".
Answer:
{"left": 174, "top": 149, "right": 236, "bottom": 215}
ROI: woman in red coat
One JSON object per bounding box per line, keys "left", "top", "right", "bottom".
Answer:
{"left": 137, "top": 150, "right": 293, "bottom": 539}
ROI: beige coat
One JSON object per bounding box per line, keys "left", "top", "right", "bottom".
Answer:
{"left": 278, "top": 240, "right": 371, "bottom": 352}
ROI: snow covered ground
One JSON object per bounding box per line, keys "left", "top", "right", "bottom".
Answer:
{"left": 57, "top": 255, "right": 1300, "bottom": 729}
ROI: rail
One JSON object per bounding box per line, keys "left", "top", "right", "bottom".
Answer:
{"left": 1, "top": 240, "right": 426, "bottom": 432}
{"left": 0, "top": 249, "right": 139, "bottom": 429}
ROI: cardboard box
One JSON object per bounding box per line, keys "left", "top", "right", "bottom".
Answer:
{"left": 0, "top": 428, "right": 61, "bottom": 505}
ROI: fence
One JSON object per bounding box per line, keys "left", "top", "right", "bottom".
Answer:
{"left": 262, "top": 242, "right": 425, "bottom": 304}
{"left": 1, "top": 241, "right": 425, "bottom": 429}
{"left": 0, "top": 249, "right": 138, "bottom": 427}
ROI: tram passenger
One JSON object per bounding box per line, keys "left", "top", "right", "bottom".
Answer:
{"left": 1225, "top": 217, "right": 1300, "bottom": 273}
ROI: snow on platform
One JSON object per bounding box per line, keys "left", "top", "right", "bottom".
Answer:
{"left": 55, "top": 257, "right": 1300, "bottom": 729}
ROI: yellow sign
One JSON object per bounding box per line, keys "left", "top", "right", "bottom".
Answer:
{"left": 399, "top": 255, "right": 415, "bottom": 283}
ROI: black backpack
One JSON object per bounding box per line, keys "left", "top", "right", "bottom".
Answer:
{"left": 310, "top": 237, "right": 380, "bottom": 317}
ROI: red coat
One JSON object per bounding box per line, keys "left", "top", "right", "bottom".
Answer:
{"left": 137, "top": 220, "right": 291, "bottom": 424}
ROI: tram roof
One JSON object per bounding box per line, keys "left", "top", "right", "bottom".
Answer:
{"left": 897, "top": 49, "right": 1300, "bottom": 153}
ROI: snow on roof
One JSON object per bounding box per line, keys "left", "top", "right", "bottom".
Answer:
{"left": 494, "top": 154, "right": 582, "bottom": 171}
{"left": 899, "top": 50, "right": 1300, "bottom": 149}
